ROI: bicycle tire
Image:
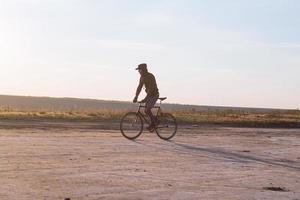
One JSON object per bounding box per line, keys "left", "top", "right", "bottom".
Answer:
{"left": 155, "top": 113, "right": 177, "bottom": 140}
{"left": 120, "top": 112, "right": 143, "bottom": 140}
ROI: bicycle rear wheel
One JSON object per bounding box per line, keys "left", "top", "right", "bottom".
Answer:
{"left": 155, "top": 113, "right": 177, "bottom": 140}
{"left": 120, "top": 112, "right": 143, "bottom": 140}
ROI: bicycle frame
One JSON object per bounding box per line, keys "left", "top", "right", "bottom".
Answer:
{"left": 136, "top": 100, "right": 163, "bottom": 125}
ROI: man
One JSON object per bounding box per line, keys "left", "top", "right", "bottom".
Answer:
{"left": 133, "top": 63, "right": 159, "bottom": 131}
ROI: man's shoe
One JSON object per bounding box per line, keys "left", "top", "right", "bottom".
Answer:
{"left": 147, "top": 124, "right": 155, "bottom": 132}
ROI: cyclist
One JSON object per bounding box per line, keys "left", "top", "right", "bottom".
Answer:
{"left": 133, "top": 63, "right": 159, "bottom": 132}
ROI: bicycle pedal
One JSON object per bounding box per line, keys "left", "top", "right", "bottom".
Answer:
{"left": 149, "top": 129, "right": 155, "bottom": 133}
{"left": 146, "top": 127, "right": 155, "bottom": 132}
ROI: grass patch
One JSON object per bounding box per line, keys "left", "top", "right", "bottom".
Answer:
{"left": 172, "top": 109, "right": 300, "bottom": 127}
{"left": 0, "top": 108, "right": 299, "bottom": 128}
{"left": 0, "top": 109, "right": 125, "bottom": 121}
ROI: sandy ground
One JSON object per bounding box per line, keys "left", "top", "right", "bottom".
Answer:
{"left": 0, "top": 124, "right": 300, "bottom": 200}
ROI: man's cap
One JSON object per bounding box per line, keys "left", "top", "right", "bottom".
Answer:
{"left": 136, "top": 63, "right": 147, "bottom": 70}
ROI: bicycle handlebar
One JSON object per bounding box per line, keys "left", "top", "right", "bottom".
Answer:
{"left": 134, "top": 97, "right": 167, "bottom": 105}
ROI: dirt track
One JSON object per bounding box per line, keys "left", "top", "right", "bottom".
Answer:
{"left": 0, "top": 125, "right": 300, "bottom": 200}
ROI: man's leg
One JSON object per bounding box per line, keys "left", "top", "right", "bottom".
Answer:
{"left": 145, "top": 95, "right": 159, "bottom": 130}
{"left": 145, "top": 107, "right": 156, "bottom": 126}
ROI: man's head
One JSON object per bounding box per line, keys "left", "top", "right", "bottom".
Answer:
{"left": 136, "top": 63, "right": 148, "bottom": 75}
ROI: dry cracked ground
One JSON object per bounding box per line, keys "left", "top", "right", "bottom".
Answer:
{"left": 0, "top": 123, "right": 300, "bottom": 200}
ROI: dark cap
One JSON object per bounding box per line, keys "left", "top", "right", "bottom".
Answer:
{"left": 135, "top": 63, "right": 147, "bottom": 70}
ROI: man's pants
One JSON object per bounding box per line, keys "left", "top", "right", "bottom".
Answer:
{"left": 145, "top": 94, "right": 159, "bottom": 126}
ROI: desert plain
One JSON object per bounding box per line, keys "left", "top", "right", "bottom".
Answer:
{"left": 0, "top": 121, "right": 299, "bottom": 200}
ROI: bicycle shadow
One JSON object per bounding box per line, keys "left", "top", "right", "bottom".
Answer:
{"left": 170, "top": 141, "right": 300, "bottom": 171}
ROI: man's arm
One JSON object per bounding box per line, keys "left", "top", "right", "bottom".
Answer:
{"left": 133, "top": 78, "right": 143, "bottom": 103}
{"left": 139, "top": 93, "right": 149, "bottom": 103}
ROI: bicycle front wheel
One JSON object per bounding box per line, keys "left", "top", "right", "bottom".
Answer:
{"left": 120, "top": 112, "right": 143, "bottom": 140}
{"left": 155, "top": 113, "right": 177, "bottom": 140}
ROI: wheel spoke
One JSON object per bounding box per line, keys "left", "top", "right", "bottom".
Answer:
{"left": 120, "top": 112, "right": 143, "bottom": 140}
{"left": 155, "top": 113, "right": 177, "bottom": 140}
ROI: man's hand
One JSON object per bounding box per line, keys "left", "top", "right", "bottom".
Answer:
{"left": 133, "top": 96, "right": 138, "bottom": 103}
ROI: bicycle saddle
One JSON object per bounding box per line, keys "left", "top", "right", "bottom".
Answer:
{"left": 159, "top": 97, "right": 167, "bottom": 101}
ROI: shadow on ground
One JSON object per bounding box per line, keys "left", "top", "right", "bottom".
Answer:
{"left": 171, "top": 142, "right": 300, "bottom": 171}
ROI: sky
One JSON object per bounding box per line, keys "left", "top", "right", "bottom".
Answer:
{"left": 0, "top": 0, "right": 299, "bottom": 109}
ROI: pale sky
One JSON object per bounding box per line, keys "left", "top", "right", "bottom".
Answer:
{"left": 0, "top": 0, "right": 299, "bottom": 109}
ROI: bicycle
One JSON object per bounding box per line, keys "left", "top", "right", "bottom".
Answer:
{"left": 120, "top": 97, "right": 177, "bottom": 140}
